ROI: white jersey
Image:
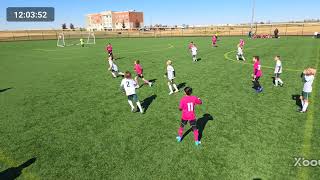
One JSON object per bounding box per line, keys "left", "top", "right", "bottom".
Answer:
{"left": 303, "top": 75, "right": 314, "bottom": 93}
{"left": 167, "top": 65, "right": 175, "bottom": 80}
{"left": 191, "top": 46, "right": 197, "bottom": 55}
{"left": 274, "top": 60, "right": 282, "bottom": 74}
{"left": 120, "top": 78, "right": 137, "bottom": 96}
{"left": 108, "top": 59, "right": 118, "bottom": 71}
{"left": 237, "top": 47, "right": 243, "bottom": 55}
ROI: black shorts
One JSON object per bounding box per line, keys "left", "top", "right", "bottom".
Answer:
{"left": 275, "top": 73, "right": 281, "bottom": 78}
{"left": 181, "top": 119, "right": 197, "bottom": 127}
{"left": 137, "top": 74, "right": 144, "bottom": 78}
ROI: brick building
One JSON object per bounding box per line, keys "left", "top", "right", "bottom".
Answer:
{"left": 86, "top": 10, "right": 143, "bottom": 31}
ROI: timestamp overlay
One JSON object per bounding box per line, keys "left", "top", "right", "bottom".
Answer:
{"left": 6, "top": 7, "right": 54, "bottom": 22}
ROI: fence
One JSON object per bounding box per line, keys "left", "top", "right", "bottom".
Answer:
{"left": 1, "top": 23, "right": 320, "bottom": 42}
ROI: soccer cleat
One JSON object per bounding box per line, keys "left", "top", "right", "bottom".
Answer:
{"left": 195, "top": 141, "right": 201, "bottom": 146}
{"left": 176, "top": 136, "right": 182, "bottom": 142}
{"left": 299, "top": 110, "right": 306, "bottom": 113}
{"left": 131, "top": 107, "right": 135, "bottom": 112}
{"left": 280, "top": 83, "right": 284, "bottom": 87}
{"left": 169, "top": 91, "right": 174, "bottom": 95}
{"left": 174, "top": 90, "right": 179, "bottom": 93}
{"left": 148, "top": 82, "right": 152, "bottom": 87}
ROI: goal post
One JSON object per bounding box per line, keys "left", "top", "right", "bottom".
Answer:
{"left": 86, "top": 32, "right": 95, "bottom": 45}
{"left": 56, "top": 32, "right": 95, "bottom": 47}
{"left": 57, "top": 33, "right": 65, "bottom": 47}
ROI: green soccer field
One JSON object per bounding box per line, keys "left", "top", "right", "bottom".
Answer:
{"left": 0, "top": 36, "right": 320, "bottom": 179}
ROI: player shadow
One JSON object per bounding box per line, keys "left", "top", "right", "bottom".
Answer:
{"left": 0, "top": 87, "right": 13, "bottom": 93}
{"left": 196, "top": 58, "right": 202, "bottom": 61}
{"left": 177, "top": 82, "right": 186, "bottom": 90}
{"left": 181, "top": 113, "right": 214, "bottom": 141}
{"left": 292, "top": 94, "right": 302, "bottom": 109}
{"left": 115, "top": 57, "right": 124, "bottom": 60}
{"left": 149, "top": 79, "right": 157, "bottom": 83}
{"left": 0, "top": 157, "right": 36, "bottom": 180}
{"left": 141, "top": 94, "right": 157, "bottom": 113}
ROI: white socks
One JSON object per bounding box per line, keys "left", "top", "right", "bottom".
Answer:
{"left": 136, "top": 101, "right": 143, "bottom": 113}
{"left": 168, "top": 84, "right": 173, "bottom": 93}
{"left": 128, "top": 100, "right": 134, "bottom": 109}
{"left": 173, "top": 84, "right": 179, "bottom": 92}
{"left": 302, "top": 102, "right": 309, "bottom": 112}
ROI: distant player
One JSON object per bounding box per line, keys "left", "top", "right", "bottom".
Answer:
{"left": 134, "top": 60, "right": 152, "bottom": 88}
{"left": 236, "top": 44, "right": 246, "bottom": 61}
{"left": 108, "top": 56, "right": 124, "bottom": 78}
{"left": 165, "top": 60, "right": 179, "bottom": 95}
{"left": 274, "top": 56, "right": 284, "bottom": 87}
{"left": 252, "top": 56, "right": 263, "bottom": 93}
{"left": 299, "top": 68, "right": 316, "bottom": 113}
{"left": 176, "top": 87, "right": 202, "bottom": 146}
{"left": 188, "top": 41, "right": 194, "bottom": 52}
{"left": 80, "top": 38, "right": 84, "bottom": 47}
{"left": 191, "top": 44, "right": 198, "bottom": 62}
{"left": 212, "top": 34, "right": 217, "bottom": 47}
{"left": 120, "top": 71, "right": 144, "bottom": 113}
{"left": 239, "top": 39, "right": 245, "bottom": 48}
{"left": 105, "top": 43, "right": 113, "bottom": 59}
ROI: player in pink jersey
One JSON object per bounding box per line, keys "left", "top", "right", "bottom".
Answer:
{"left": 134, "top": 60, "right": 152, "bottom": 88}
{"left": 176, "top": 87, "right": 202, "bottom": 146}
{"left": 239, "top": 39, "right": 245, "bottom": 48}
{"left": 212, "top": 34, "right": 217, "bottom": 47}
{"left": 105, "top": 43, "right": 113, "bottom": 59}
{"left": 252, "top": 56, "right": 263, "bottom": 93}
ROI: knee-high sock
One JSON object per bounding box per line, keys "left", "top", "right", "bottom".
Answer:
{"left": 111, "top": 72, "right": 117, "bottom": 78}
{"left": 302, "top": 102, "right": 309, "bottom": 112}
{"left": 173, "top": 84, "right": 178, "bottom": 91}
{"left": 136, "top": 101, "right": 143, "bottom": 112}
{"left": 278, "top": 78, "right": 283, "bottom": 84}
{"left": 168, "top": 84, "right": 173, "bottom": 93}
{"left": 301, "top": 99, "right": 304, "bottom": 107}
{"left": 128, "top": 100, "right": 134, "bottom": 109}
{"left": 178, "top": 127, "right": 184, "bottom": 137}
{"left": 193, "top": 129, "right": 199, "bottom": 141}
{"left": 275, "top": 79, "right": 278, "bottom": 86}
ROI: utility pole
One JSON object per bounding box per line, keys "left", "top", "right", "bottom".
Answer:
{"left": 250, "top": 0, "right": 255, "bottom": 31}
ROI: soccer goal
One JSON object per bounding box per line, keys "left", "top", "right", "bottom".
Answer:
{"left": 86, "top": 32, "right": 95, "bottom": 45}
{"left": 57, "top": 33, "right": 65, "bottom": 47}
{"left": 56, "top": 32, "right": 96, "bottom": 47}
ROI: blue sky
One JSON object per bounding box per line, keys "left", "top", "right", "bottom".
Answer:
{"left": 0, "top": 0, "right": 319, "bottom": 30}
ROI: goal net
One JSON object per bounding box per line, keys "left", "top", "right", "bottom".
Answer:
{"left": 56, "top": 32, "right": 96, "bottom": 47}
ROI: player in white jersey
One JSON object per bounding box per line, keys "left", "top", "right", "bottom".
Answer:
{"left": 120, "top": 71, "right": 144, "bottom": 113}
{"left": 274, "top": 56, "right": 284, "bottom": 87}
{"left": 108, "top": 56, "right": 124, "bottom": 78}
{"left": 165, "top": 60, "right": 179, "bottom": 95}
{"left": 236, "top": 44, "right": 245, "bottom": 61}
{"left": 191, "top": 45, "right": 198, "bottom": 62}
{"left": 299, "top": 68, "right": 316, "bottom": 113}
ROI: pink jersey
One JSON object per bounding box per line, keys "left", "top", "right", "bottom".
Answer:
{"left": 106, "top": 45, "right": 112, "bottom": 52}
{"left": 134, "top": 64, "right": 143, "bottom": 75}
{"left": 179, "top": 95, "right": 202, "bottom": 120}
{"left": 212, "top": 35, "right": 217, "bottom": 42}
{"left": 253, "top": 61, "right": 262, "bottom": 77}
{"left": 239, "top": 39, "right": 245, "bottom": 47}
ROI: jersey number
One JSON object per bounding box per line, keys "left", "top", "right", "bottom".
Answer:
{"left": 187, "top": 103, "right": 194, "bottom": 112}
{"left": 126, "top": 81, "right": 130, "bottom": 87}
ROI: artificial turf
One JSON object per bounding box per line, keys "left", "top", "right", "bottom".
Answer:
{"left": 0, "top": 36, "right": 320, "bottom": 179}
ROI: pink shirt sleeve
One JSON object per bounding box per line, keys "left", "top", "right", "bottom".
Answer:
{"left": 194, "top": 96, "right": 202, "bottom": 105}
